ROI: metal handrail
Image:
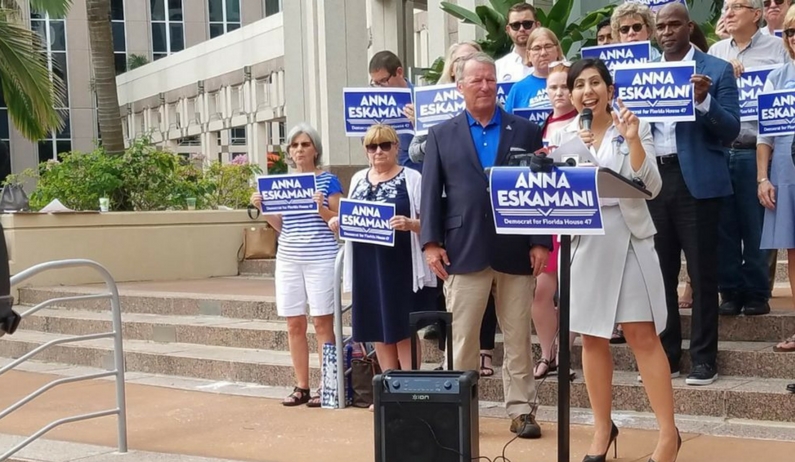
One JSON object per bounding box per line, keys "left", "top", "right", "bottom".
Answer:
{"left": 1, "top": 259, "right": 127, "bottom": 460}
{"left": 333, "top": 248, "right": 347, "bottom": 409}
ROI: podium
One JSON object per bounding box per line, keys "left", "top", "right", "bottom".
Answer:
{"left": 488, "top": 161, "right": 652, "bottom": 462}
{"left": 555, "top": 168, "right": 651, "bottom": 462}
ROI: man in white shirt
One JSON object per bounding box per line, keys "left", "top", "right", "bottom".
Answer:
{"left": 763, "top": 0, "right": 790, "bottom": 34}
{"left": 495, "top": 3, "right": 536, "bottom": 82}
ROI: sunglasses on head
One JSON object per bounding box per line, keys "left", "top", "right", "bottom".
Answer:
{"left": 509, "top": 20, "right": 536, "bottom": 31}
{"left": 619, "top": 23, "right": 644, "bottom": 34}
{"left": 549, "top": 60, "right": 572, "bottom": 69}
{"left": 365, "top": 141, "right": 394, "bottom": 153}
{"left": 784, "top": 28, "right": 795, "bottom": 37}
{"left": 290, "top": 141, "right": 312, "bottom": 149}
{"left": 764, "top": 0, "right": 786, "bottom": 7}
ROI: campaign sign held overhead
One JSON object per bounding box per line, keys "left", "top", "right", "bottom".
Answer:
{"left": 738, "top": 65, "right": 779, "bottom": 122}
{"left": 257, "top": 173, "right": 318, "bottom": 216}
{"left": 343, "top": 88, "right": 413, "bottom": 137}
{"left": 489, "top": 167, "right": 604, "bottom": 235}
{"left": 757, "top": 89, "right": 795, "bottom": 136}
{"left": 626, "top": 0, "right": 686, "bottom": 11}
{"left": 497, "top": 81, "right": 516, "bottom": 107}
{"left": 581, "top": 42, "right": 652, "bottom": 72}
{"left": 338, "top": 199, "right": 396, "bottom": 246}
{"left": 514, "top": 107, "right": 551, "bottom": 126}
{"left": 614, "top": 61, "right": 695, "bottom": 123}
{"left": 414, "top": 83, "right": 465, "bottom": 135}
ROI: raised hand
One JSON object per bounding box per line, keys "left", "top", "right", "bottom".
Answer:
{"left": 610, "top": 98, "right": 640, "bottom": 141}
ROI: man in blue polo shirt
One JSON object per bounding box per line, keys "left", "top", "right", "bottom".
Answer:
{"left": 368, "top": 51, "right": 421, "bottom": 172}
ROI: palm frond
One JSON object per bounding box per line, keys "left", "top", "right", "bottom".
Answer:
{"left": 0, "top": 10, "right": 65, "bottom": 140}
{"left": 28, "top": 0, "right": 73, "bottom": 18}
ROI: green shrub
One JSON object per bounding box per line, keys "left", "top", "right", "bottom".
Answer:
{"left": 25, "top": 136, "right": 261, "bottom": 211}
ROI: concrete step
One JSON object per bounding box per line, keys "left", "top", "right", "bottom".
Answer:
{"left": 421, "top": 336, "right": 795, "bottom": 379}
{"left": 0, "top": 330, "right": 791, "bottom": 423}
{"left": 21, "top": 309, "right": 351, "bottom": 352}
{"left": 679, "top": 249, "right": 789, "bottom": 283}
{"left": 238, "top": 259, "right": 275, "bottom": 277}
{"left": 17, "top": 279, "right": 352, "bottom": 324}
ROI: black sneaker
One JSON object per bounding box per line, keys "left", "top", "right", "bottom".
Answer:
{"left": 510, "top": 414, "right": 542, "bottom": 439}
{"left": 718, "top": 297, "right": 743, "bottom": 316}
{"left": 743, "top": 299, "right": 771, "bottom": 316}
{"left": 686, "top": 363, "right": 718, "bottom": 386}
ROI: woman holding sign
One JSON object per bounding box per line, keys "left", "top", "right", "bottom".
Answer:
{"left": 249, "top": 123, "right": 343, "bottom": 408}
{"left": 549, "top": 59, "right": 679, "bottom": 462}
{"left": 330, "top": 124, "right": 437, "bottom": 377}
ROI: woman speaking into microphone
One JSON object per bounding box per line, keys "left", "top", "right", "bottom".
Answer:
{"left": 548, "top": 58, "right": 679, "bottom": 462}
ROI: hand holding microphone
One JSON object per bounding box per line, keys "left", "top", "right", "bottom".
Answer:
{"left": 578, "top": 108, "right": 594, "bottom": 148}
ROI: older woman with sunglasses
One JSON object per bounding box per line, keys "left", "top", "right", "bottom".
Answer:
{"left": 330, "top": 124, "right": 437, "bottom": 375}
{"left": 611, "top": 2, "right": 662, "bottom": 60}
{"left": 758, "top": 8, "right": 795, "bottom": 358}
{"left": 250, "top": 122, "right": 343, "bottom": 408}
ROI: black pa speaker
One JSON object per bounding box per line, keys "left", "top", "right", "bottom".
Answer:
{"left": 373, "top": 369, "right": 479, "bottom": 462}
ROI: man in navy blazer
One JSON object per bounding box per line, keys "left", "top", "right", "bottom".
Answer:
{"left": 420, "top": 52, "right": 552, "bottom": 439}
{"left": 650, "top": 3, "right": 741, "bottom": 386}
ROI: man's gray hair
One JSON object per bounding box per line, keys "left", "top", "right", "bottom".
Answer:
{"left": 285, "top": 122, "right": 323, "bottom": 167}
{"left": 454, "top": 52, "right": 496, "bottom": 82}
{"left": 747, "top": 0, "right": 766, "bottom": 28}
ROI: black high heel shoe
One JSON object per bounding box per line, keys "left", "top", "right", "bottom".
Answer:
{"left": 582, "top": 421, "right": 619, "bottom": 462}
{"left": 648, "top": 428, "right": 682, "bottom": 462}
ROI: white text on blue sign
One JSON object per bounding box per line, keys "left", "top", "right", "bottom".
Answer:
{"left": 581, "top": 42, "right": 651, "bottom": 71}
{"left": 757, "top": 89, "right": 795, "bottom": 136}
{"left": 738, "top": 65, "right": 779, "bottom": 122}
{"left": 613, "top": 61, "right": 695, "bottom": 123}
{"left": 343, "top": 88, "right": 413, "bottom": 137}
{"left": 257, "top": 173, "right": 318, "bottom": 215}
{"left": 339, "top": 199, "right": 396, "bottom": 247}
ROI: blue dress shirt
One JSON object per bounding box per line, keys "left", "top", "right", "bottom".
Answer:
{"left": 466, "top": 109, "right": 502, "bottom": 169}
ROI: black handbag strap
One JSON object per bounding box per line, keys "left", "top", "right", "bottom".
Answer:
{"left": 247, "top": 204, "right": 261, "bottom": 220}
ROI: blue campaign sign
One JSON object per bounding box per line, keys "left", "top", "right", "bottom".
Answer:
{"left": 497, "top": 81, "right": 516, "bottom": 107}
{"left": 738, "top": 65, "right": 779, "bottom": 122}
{"left": 414, "top": 84, "right": 465, "bottom": 135}
{"left": 513, "top": 107, "right": 551, "bottom": 126}
{"left": 257, "top": 173, "right": 318, "bottom": 215}
{"left": 343, "top": 88, "right": 413, "bottom": 137}
{"left": 581, "top": 42, "right": 652, "bottom": 72}
{"left": 614, "top": 61, "right": 695, "bottom": 123}
{"left": 757, "top": 89, "right": 795, "bottom": 136}
{"left": 489, "top": 167, "right": 604, "bottom": 235}
{"left": 625, "top": 0, "right": 686, "bottom": 12}
{"left": 338, "top": 199, "right": 396, "bottom": 246}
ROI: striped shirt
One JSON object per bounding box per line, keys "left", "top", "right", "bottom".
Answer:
{"left": 277, "top": 171, "right": 343, "bottom": 262}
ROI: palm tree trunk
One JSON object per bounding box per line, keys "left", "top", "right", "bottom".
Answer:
{"left": 86, "top": 0, "right": 125, "bottom": 155}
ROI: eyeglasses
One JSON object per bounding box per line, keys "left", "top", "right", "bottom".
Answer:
{"left": 509, "top": 21, "right": 536, "bottom": 31}
{"left": 764, "top": 0, "right": 786, "bottom": 7}
{"left": 783, "top": 28, "right": 795, "bottom": 37}
{"left": 530, "top": 43, "right": 557, "bottom": 53}
{"left": 619, "top": 23, "right": 644, "bottom": 34}
{"left": 365, "top": 141, "right": 395, "bottom": 153}
{"left": 290, "top": 141, "right": 312, "bottom": 149}
{"left": 549, "top": 60, "right": 572, "bottom": 68}
{"left": 724, "top": 4, "right": 756, "bottom": 12}
{"left": 369, "top": 72, "right": 395, "bottom": 87}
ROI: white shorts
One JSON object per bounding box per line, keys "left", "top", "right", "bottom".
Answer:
{"left": 274, "top": 259, "right": 336, "bottom": 317}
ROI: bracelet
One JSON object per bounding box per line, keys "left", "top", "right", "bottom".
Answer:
{"left": 758, "top": 178, "right": 769, "bottom": 184}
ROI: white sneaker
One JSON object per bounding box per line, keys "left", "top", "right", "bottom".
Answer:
{"left": 637, "top": 370, "right": 680, "bottom": 383}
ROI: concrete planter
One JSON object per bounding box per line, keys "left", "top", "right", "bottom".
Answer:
{"left": 2, "top": 210, "right": 252, "bottom": 287}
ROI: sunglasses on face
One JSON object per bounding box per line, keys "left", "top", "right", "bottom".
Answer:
{"left": 619, "top": 23, "right": 644, "bottom": 34}
{"left": 783, "top": 28, "right": 795, "bottom": 37}
{"left": 764, "top": 0, "right": 786, "bottom": 7}
{"left": 290, "top": 141, "right": 312, "bottom": 149}
{"left": 509, "top": 20, "right": 536, "bottom": 31}
{"left": 365, "top": 141, "right": 395, "bottom": 153}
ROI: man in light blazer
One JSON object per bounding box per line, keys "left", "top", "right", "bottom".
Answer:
{"left": 420, "top": 52, "right": 552, "bottom": 439}
{"left": 650, "top": 3, "right": 741, "bottom": 386}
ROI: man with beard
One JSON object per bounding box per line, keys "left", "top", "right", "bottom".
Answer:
{"left": 495, "top": 3, "right": 536, "bottom": 82}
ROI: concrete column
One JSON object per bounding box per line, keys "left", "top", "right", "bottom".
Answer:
{"left": 404, "top": 1, "right": 415, "bottom": 70}
{"left": 248, "top": 121, "right": 269, "bottom": 172}
{"left": 427, "top": 0, "right": 451, "bottom": 65}
{"left": 370, "top": 0, "right": 407, "bottom": 59}
{"left": 202, "top": 131, "right": 220, "bottom": 164}
{"left": 284, "top": 0, "right": 368, "bottom": 188}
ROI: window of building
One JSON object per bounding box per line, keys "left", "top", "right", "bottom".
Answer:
{"left": 230, "top": 127, "right": 246, "bottom": 145}
{"left": 265, "top": 0, "right": 281, "bottom": 17}
{"left": 151, "top": 0, "right": 185, "bottom": 60}
{"left": 209, "top": 0, "right": 241, "bottom": 38}
{"left": 30, "top": 10, "right": 71, "bottom": 163}
{"left": 112, "top": 0, "right": 127, "bottom": 74}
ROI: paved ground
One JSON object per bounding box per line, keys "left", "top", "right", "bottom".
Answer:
{"left": 1, "top": 370, "right": 794, "bottom": 462}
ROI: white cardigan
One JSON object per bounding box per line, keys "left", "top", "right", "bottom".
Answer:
{"left": 342, "top": 167, "right": 437, "bottom": 293}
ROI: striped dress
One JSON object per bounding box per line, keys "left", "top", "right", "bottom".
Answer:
{"left": 277, "top": 171, "right": 343, "bottom": 262}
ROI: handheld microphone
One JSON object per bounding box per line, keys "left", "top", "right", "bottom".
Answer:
{"left": 581, "top": 108, "right": 593, "bottom": 131}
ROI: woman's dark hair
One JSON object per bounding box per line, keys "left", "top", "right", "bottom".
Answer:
{"left": 689, "top": 22, "right": 710, "bottom": 53}
{"left": 566, "top": 58, "right": 613, "bottom": 92}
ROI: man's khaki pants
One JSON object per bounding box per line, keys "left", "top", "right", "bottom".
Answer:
{"left": 444, "top": 267, "right": 537, "bottom": 418}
